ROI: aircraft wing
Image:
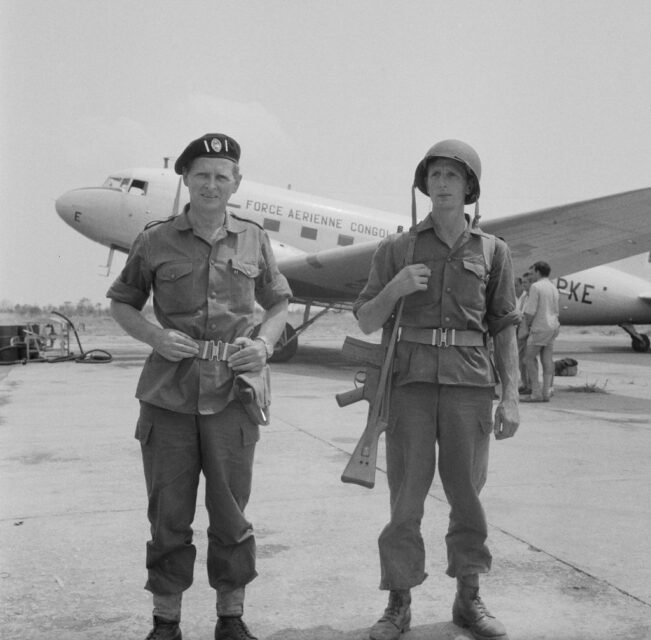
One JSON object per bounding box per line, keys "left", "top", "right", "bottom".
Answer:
{"left": 278, "top": 239, "right": 380, "bottom": 303}
{"left": 482, "top": 188, "right": 651, "bottom": 277}
{"left": 278, "top": 188, "right": 651, "bottom": 305}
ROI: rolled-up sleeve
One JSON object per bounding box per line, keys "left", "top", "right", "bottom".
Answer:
{"left": 255, "top": 231, "right": 293, "bottom": 309}
{"left": 106, "top": 232, "right": 152, "bottom": 310}
{"left": 485, "top": 238, "right": 519, "bottom": 336}
{"left": 353, "top": 235, "right": 404, "bottom": 317}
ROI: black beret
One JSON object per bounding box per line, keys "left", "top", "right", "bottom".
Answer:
{"left": 174, "top": 133, "right": 241, "bottom": 174}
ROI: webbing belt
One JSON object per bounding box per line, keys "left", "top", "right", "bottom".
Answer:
{"left": 399, "top": 327, "right": 486, "bottom": 348}
{"left": 195, "top": 339, "right": 241, "bottom": 361}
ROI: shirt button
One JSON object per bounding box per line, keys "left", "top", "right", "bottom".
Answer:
{"left": 210, "top": 323, "right": 217, "bottom": 331}
{"left": 210, "top": 291, "right": 217, "bottom": 298}
{"left": 445, "top": 317, "right": 450, "bottom": 323}
{"left": 446, "top": 287, "right": 451, "bottom": 293}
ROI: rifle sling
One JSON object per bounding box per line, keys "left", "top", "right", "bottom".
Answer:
{"left": 369, "top": 228, "right": 418, "bottom": 421}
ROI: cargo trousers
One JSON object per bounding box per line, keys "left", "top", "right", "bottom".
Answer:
{"left": 378, "top": 383, "right": 493, "bottom": 590}
{"left": 135, "top": 400, "right": 259, "bottom": 614}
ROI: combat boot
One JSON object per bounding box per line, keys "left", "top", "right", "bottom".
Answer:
{"left": 452, "top": 577, "right": 508, "bottom": 640}
{"left": 215, "top": 616, "right": 258, "bottom": 640}
{"left": 369, "top": 589, "right": 411, "bottom": 640}
{"left": 145, "top": 616, "right": 182, "bottom": 640}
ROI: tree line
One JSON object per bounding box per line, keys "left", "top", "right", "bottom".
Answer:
{"left": 1, "top": 298, "right": 114, "bottom": 317}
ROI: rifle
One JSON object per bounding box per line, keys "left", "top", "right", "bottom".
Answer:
{"left": 337, "top": 301, "right": 404, "bottom": 488}
{"left": 338, "top": 203, "right": 417, "bottom": 488}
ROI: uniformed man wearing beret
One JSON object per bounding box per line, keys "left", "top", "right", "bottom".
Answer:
{"left": 108, "top": 133, "right": 292, "bottom": 640}
{"left": 354, "top": 140, "right": 520, "bottom": 640}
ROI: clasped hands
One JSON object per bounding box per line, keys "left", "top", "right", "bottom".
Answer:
{"left": 153, "top": 329, "right": 267, "bottom": 372}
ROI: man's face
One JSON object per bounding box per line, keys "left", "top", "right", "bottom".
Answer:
{"left": 426, "top": 158, "right": 470, "bottom": 211}
{"left": 529, "top": 268, "right": 542, "bottom": 283}
{"left": 183, "top": 157, "right": 241, "bottom": 214}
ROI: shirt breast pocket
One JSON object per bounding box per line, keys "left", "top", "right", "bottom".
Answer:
{"left": 458, "top": 258, "right": 487, "bottom": 312}
{"left": 155, "top": 260, "right": 196, "bottom": 314}
{"left": 230, "top": 259, "right": 261, "bottom": 313}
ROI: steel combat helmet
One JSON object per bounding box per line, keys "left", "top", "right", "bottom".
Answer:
{"left": 413, "top": 139, "right": 482, "bottom": 204}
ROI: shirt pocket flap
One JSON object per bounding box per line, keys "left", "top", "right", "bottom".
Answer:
{"left": 157, "top": 260, "right": 193, "bottom": 282}
{"left": 231, "top": 259, "right": 261, "bottom": 279}
{"left": 462, "top": 258, "right": 486, "bottom": 280}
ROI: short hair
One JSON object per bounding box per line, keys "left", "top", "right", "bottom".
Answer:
{"left": 515, "top": 276, "right": 523, "bottom": 285}
{"left": 532, "top": 261, "right": 551, "bottom": 277}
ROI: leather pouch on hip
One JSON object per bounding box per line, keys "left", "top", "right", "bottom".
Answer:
{"left": 233, "top": 365, "right": 271, "bottom": 426}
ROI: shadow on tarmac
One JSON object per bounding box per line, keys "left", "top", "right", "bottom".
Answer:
{"left": 265, "top": 622, "right": 470, "bottom": 640}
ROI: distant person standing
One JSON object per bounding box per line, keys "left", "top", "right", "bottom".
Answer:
{"left": 521, "top": 261, "right": 560, "bottom": 402}
{"left": 515, "top": 273, "right": 531, "bottom": 394}
{"left": 107, "top": 133, "right": 292, "bottom": 640}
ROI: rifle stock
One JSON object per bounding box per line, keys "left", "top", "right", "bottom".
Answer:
{"left": 340, "top": 411, "right": 388, "bottom": 488}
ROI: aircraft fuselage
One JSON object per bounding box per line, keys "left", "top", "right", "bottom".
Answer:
{"left": 55, "top": 168, "right": 651, "bottom": 338}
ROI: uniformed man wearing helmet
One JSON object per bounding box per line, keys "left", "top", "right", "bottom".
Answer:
{"left": 354, "top": 139, "right": 520, "bottom": 640}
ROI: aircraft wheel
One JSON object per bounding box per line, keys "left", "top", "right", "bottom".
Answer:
{"left": 268, "top": 323, "right": 298, "bottom": 363}
{"left": 631, "top": 334, "right": 650, "bottom": 353}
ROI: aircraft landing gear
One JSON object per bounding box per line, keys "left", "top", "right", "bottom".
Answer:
{"left": 257, "top": 302, "right": 337, "bottom": 363}
{"left": 632, "top": 334, "right": 650, "bottom": 353}
{"left": 269, "top": 323, "right": 298, "bottom": 363}
{"left": 619, "top": 322, "right": 651, "bottom": 353}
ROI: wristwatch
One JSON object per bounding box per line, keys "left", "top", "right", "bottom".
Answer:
{"left": 255, "top": 336, "right": 274, "bottom": 358}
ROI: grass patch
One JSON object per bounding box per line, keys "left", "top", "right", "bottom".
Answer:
{"left": 566, "top": 379, "right": 609, "bottom": 394}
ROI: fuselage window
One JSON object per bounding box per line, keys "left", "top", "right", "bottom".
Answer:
{"left": 300, "top": 226, "right": 318, "bottom": 240}
{"left": 263, "top": 218, "right": 280, "bottom": 232}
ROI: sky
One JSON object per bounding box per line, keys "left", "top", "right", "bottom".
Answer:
{"left": 1, "top": 0, "right": 650, "bottom": 306}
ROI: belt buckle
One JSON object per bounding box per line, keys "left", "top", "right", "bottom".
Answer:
{"left": 206, "top": 339, "right": 225, "bottom": 361}
{"left": 215, "top": 340, "right": 226, "bottom": 360}
{"left": 437, "top": 328, "right": 455, "bottom": 347}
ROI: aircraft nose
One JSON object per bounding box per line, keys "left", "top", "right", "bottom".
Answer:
{"left": 55, "top": 190, "right": 77, "bottom": 225}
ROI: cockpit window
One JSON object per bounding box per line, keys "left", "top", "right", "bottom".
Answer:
{"left": 101, "top": 176, "right": 148, "bottom": 195}
{"left": 128, "top": 179, "right": 148, "bottom": 196}
{"left": 103, "top": 176, "right": 125, "bottom": 189}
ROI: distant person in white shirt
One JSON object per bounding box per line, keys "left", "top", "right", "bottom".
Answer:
{"left": 515, "top": 272, "right": 533, "bottom": 393}
{"left": 521, "top": 261, "right": 560, "bottom": 402}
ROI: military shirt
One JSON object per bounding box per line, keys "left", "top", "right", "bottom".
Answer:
{"left": 354, "top": 215, "right": 519, "bottom": 388}
{"left": 107, "top": 207, "right": 292, "bottom": 414}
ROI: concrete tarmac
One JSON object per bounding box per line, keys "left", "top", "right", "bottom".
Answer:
{"left": 1, "top": 327, "right": 650, "bottom": 639}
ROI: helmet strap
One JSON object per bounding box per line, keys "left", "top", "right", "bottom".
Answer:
{"left": 411, "top": 185, "right": 418, "bottom": 229}
{"left": 472, "top": 200, "right": 481, "bottom": 228}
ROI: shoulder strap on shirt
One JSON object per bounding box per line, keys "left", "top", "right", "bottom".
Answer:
{"left": 144, "top": 216, "right": 173, "bottom": 230}
{"left": 480, "top": 233, "right": 496, "bottom": 275}
{"left": 231, "top": 212, "right": 264, "bottom": 230}
{"left": 403, "top": 225, "right": 418, "bottom": 267}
